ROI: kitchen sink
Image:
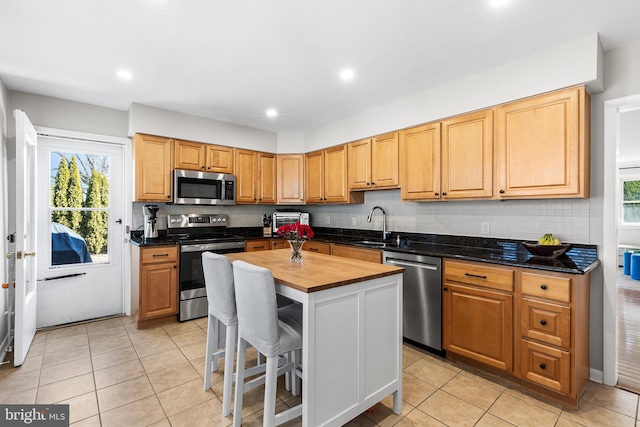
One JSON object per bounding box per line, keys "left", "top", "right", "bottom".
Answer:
{"left": 351, "top": 240, "right": 389, "bottom": 248}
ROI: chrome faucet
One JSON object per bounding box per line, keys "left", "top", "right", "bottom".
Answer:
{"left": 367, "top": 206, "right": 388, "bottom": 241}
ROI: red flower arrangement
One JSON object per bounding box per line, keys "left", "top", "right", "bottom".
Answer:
{"left": 276, "top": 222, "right": 314, "bottom": 241}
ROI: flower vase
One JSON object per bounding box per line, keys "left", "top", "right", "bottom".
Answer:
{"left": 288, "top": 240, "right": 305, "bottom": 264}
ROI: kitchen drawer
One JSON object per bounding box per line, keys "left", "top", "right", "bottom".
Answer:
{"left": 444, "top": 260, "right": 513, "bottom": 292}
{"left": 521, "top": 298, "right": 571, "bottom": 348}
{"left": 521, "top": 272, "right": 570, "bottom": 303}
{"left": 246, "top": 239, "right": 271, "bottom": 251}
{"left": 303, "top": 241, "right": 331, "bottom": 255}
{"left": 520, "top": 339, "right": 570, "bottom": 395}
{"left": 141, "top": 246, "right": 178, "bottom": 264}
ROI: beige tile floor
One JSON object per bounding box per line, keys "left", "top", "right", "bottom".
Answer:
{"left": 1, "top": 315, "right": 639, "bottom": 427}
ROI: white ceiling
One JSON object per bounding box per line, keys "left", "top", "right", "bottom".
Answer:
{"left": 2, "top": 0, "right": 640, "bottom": 133}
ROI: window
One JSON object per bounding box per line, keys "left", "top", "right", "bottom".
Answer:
{"left": 622, "top": 177, "right": 640, "bottom": 225}
{"left": 50, "top": 151, "right": 110, "bottom": 266}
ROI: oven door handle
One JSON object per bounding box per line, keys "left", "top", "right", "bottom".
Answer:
{"left": 181, "top": 243, "right": 246, "bottom": 253}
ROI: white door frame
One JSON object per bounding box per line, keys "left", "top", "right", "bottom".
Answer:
{"left": 35, "top": 127, "right": 133, "bottom": 316}
{"left": 602, "top": 94, "right": 640, "bottom": 385}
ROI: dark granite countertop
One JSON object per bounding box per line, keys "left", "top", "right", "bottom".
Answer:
{"left": 130, "top": 227, "right": 599, "bottom": 275}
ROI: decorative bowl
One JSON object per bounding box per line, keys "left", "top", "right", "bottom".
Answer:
{"left": 522, "top": 241, "right": 571, "bottom": 258}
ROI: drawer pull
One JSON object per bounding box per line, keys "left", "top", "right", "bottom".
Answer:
{"left": 153, "top": 253, "right": 170, "bottom": 257}
{"left": 465, "top": 272, "right": 487, "bottom": 279}
{"left": 540, "top": 320, "right": 547, "bottom": 326}
{"left": 540, "top": 284, "right": 547, "bottom": 290}
{"left": 254, "top": 245, "right": 265, "bottom": 249}
{"left": 539, "top": 363, "right": 546, "bottom": 370}
{"left": 308, "top": 248, "right": 319, "bottom": 252}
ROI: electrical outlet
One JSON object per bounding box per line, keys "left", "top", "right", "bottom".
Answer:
{"left": 351, "top": 217, "right": 357, "bottom": 226}
{"left": 481, "top": 222, "right": 490, "bottom": 235}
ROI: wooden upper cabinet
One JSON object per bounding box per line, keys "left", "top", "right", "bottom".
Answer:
{"left": 257, "top": 152, "right": 277, "bottom": 204}
{"left": 134, "top": 133, "right": 173, "bottom": 202}
{"left": 324, "top": 144, "right": 352, "bottom": 203}
{"left": 305, "top": 145, "right": 352, "bottom": 204}
{"left": 235, "top": 149, "right": 257, "bottom": 203}
{"left": 348, "top": 138, "right": 372, "bottom": 190}
{"left": 400, "top": 122, "right": 441, "bottom": 201}
{"left": 235, "top": 149, "right": 275, "bottom": 204}
{"left": 174, "top": 139, "right": 206, "bottom": 171}
{"left": 495, "top": 86, "right": 590, "bottom": 199}
{"left": 205, "top": 144, "right": 234, "bottom": 174}
{"left": 348, "top": 132, "right": 399, "bottom": 190}
{"left": 372, "top": 132, "right": 400, "bottom": 189}
{"left": 441, "top": 109, "right": 493, "bottom": 200}
{"left": 305, "top": 150, "right": 325, "bottom": 204}
{"left": 175, "top": 139, "right": 234, "bottom": 174}
{"left": 277, "top": 154, "right": 305, "bottom": 204}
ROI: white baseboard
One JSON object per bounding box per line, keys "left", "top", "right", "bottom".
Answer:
{"left": 590, "top": 368, "right": 604, "bottom": 384}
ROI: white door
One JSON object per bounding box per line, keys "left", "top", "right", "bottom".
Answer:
{"left": 14, "top": 110, "right": 38, "bottom": 367}
{"left": 35, "top": 135, "right": 126, "bottom": 328}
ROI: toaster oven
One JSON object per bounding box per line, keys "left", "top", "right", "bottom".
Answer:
{"left": 272, "top": 212, "right": 310, "bottom": 234}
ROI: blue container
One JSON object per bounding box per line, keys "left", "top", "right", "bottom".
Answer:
{"left": 631, "top": 254, "right": 640, "bottom": 280}
{"left": 624, "top": 251, "right": 633, "bottom": 275}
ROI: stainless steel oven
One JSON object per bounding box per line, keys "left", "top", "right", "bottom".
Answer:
{"left": 167, "top": 214, "right": 245, "bottom": 321}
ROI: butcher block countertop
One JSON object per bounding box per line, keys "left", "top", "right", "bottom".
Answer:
{"left": 225, "top": 249, "right": 404, "bottom": 293}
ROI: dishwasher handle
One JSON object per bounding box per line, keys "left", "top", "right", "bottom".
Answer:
{"left": 385, "top": 258, "right": 439, "bottom": 271}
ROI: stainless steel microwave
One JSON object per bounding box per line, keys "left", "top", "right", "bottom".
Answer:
{"left": 272, "top": 211, "right": 310, "bottom": 234}
{"left": 173, "top": 169, "right": 236, "bottom": 205}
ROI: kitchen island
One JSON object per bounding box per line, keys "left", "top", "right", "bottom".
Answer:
{"left": 225, "top": 249, "right": 404, "bottom": 427}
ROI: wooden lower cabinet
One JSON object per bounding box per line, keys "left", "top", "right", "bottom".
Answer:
{"left": 443, "top": 261, "right": 514, "bottom": 372}
{"left": 245, "top": 239, "right": 272, "bottom": 252}
{"left": 131, "top": 245, "right": 179, "bottom": 328}
{"left": 442, "top": 258, "right": 590, "bottom": 408}
{"left": 303, "top": 240, "right": 331, "bottom": 254}
{"left": 331, "top": 244, "right": 382, "bottom": 263}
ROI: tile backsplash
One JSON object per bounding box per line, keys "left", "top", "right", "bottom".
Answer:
{"left": 133, "top": 189, "right": 590, "bottom": 244}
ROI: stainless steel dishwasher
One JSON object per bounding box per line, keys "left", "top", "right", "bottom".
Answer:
{"left": 383, "top": 251, "right": 442, "bottom": 351}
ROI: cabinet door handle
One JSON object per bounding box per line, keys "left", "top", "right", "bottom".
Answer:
{"left": 435, "top": 192, "right": 439, "bottom": 196}
{"left": 539, "top": 363, "right": 546, "bottom": 370}
{"left": 465, "top": 272, "right": 487, "bottom": 279}
{"left": 540, "top": 319, "right": 547, "bottom": 326}
{"left": 442, "top": 192, "right": 447, "bottom": 196}
{"left": 540, "top": 284, "right": 547, "bottom": 290}
{"left": 443, "top": 287, "right": 448, "bottom": 291}
{"left": 500, "top": 189, "right": 505, "bottom": 194}
{"left": 153, "top": 253, "right": 170, "bottom": 257}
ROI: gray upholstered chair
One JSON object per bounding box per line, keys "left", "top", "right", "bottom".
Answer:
{"left": 232, "top": 260, "right": 303, "bottom": 427}
{"left": 202, "top": 252, "right": 237, "bottom": 416}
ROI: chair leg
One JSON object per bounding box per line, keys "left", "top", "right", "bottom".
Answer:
{"left": 204, "top": 315, "right": 216, "bottom": 390}
{"left": 221, "top": 324, "right": 236, "bottom": 417}
{"left": 290, "top": 349, "right": 301, "bottom": 397}
{"left": 263, "top": 356, "right": 278, "bottom": 427}
{"left": 232, "top": 337, "right": 248, "bottom": 427}
{"left": 211, "top": 317, "right": 221, "bottom": 371}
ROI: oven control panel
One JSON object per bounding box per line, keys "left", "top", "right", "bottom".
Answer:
{"left": 168, "top": 214, "right": 228, "bottom": 228}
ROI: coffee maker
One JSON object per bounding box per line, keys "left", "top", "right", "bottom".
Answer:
{"left": 142, "top": 204, "right": 160, "bottom": 239}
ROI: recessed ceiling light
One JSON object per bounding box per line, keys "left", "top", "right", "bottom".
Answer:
{"left": 490, "top": 0, "right": 510, "bottom": 7}
{"left": 340, "top": 69, "right": 355, "bottom": 80}
{"left": 116, "top": 69, "right": 133, "bottom": 80}
{"left": 266, "top": 109, "right": 278, "bottom": 118}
